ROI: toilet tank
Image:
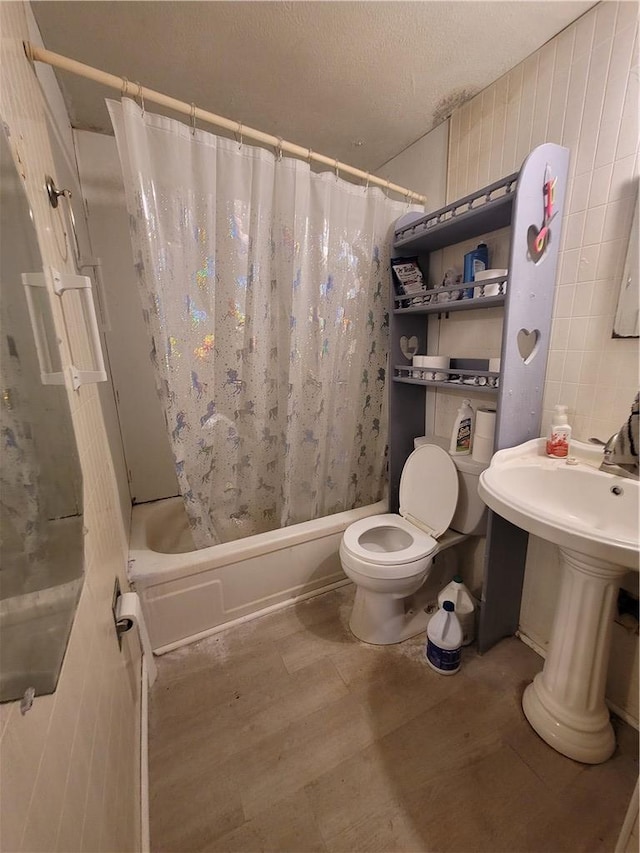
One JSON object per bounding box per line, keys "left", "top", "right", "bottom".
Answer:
{"left": 414, "top": 436, "right": 489, "bottom": 535}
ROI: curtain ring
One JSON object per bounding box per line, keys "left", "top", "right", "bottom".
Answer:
{"left": 276, "top": 136, "right": 283, "bottom": 162}
{"left": 364, "top": 171, "right": 370, "bottom": 192}
{"left": 307, "top": 147, "right": 313, "bottom": 166}
{"left": 136, "top": 82, "right": 145, "bottom": 116}
{"left": 121, "top": 76, "right": 129, "bottom": 98}
{"left": 236, "top": 122, "right": 243, "bottom": 150}
{"left": 334, "top": 159, "right": 340, "bottom": 182}
{"left": 190, "top": 102, "right": 197, "bottom": 136}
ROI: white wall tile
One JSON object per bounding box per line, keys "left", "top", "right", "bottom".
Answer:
{"left": 515, "top": 54, "right": 538, "bottom": 167}
{"left": 0, "top": 5, "right": 141, "bottom": 852}
{"left": 573, "top": 8, "right": 596, "bottom": 61}
{"left": 570, "top": 171, "right": 592, "bottom": 212}
{"left": 571, "top": 281, "right": 594, "bottom": 315}
{"left": 531, "top": 42, "right": 555, "bottom": 150}
{"left": 594, "top": 0, "right": 619, "bottom": 46}
{"left": 616, "top": 61, "right": 640, "bottom": 161}
{"left": 609, "top": 18, "right": 638, "bottom": 82}
{"left": 583, "top": 205, "right": 606, "bottom": 246}
{"left": 589, "top": 163, "right": 614, "bottom": 207}
{"left": 501, "top": 63, "right": 523, "bottom": 178}
{"left": 488, "top": 76, "right": 508, "bottom": 185}
{"left": 609, "top": 154, "right": 638, "bottom": 201}
{"left": 554, "top": 284, "right": 575, "bottom": 317}
{"left": 563, "top": 210, "right": 586, "bottom": 249}
{"left": 574, "top": 37, "right": 613, "bottom": 176}
{"left": 441, "top": 2, "right": 638, "bottom": 725}
{"left": 594, "top": 68, "right": 629, "bottom": 168}
{"left": 546, "top": 69, "right": 570, "bottom": 145}
{"left": 577, "top": 243, "right": 600, "bottom": 281}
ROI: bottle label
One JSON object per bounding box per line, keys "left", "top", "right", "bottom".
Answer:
{"left": 546, "top": 432, "right": 569, "bottom": 457}
{"left": 426, "top": 639, "right": 461, "bottom": 672}
{"left": 456, "top": 417, "right": 472, "bottom": 451}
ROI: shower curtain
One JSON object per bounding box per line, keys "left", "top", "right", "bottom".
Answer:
{"left": 109, "top": 98, "right": 418, "bottom": 547}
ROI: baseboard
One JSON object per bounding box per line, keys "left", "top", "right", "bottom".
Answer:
{"left": 140, "top": 655, "right": 150, "bottom": 853}
{"left": 614, "top": 778, "right": 639, "bottom": 853}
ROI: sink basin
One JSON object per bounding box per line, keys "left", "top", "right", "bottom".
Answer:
{"left": 478, "top": 438, "right": 638, "bottom": 764}
{"left": 479, "top": 438, "right": 639, "bottom": 569}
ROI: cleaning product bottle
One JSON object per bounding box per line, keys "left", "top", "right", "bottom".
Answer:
{"left": 425, "top": 601, "right": 463, "bottom": 675}
{"left": 546, "top": 404, "right": 572, "bottom": 458}
{"left": 462, "top": 243, "right": 489, "bottom": 298}
{"left": 449, "top": 399, "right": 474, "bottom": 456}
{"left": 438, "top": 575, "right": 476, "bottom": 645}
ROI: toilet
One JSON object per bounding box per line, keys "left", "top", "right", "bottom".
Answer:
{"left": 339, "top": 438, "right": 489, "bottom": 645}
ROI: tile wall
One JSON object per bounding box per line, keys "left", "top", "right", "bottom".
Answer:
{"left": 447, "top": 0, "right": 638, "bottom": 443}
{"left": 0, "top": 4, "right": 141, "bottom": 851}
{"left": 445, "top": 0, "right": 639, "bottom": 724}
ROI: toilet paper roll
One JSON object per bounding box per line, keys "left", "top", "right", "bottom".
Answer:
{"left": 475, "top": 407, "right": 497, "bottom": 439}
{"left": 412, "top": 356, "right": 426, "bottom": 378}
{"left": 116, "top": 592, "right": 158, "bottom": 686}
{"left": 422, "top": 356, "right": 450, "bottom": 380}
{"left": 472, "top": 435, "right": 494, "bottom": 464}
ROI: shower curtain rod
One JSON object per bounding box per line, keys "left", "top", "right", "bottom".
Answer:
{"left": 24, "top": 42, "right": 427, "bottom": 205}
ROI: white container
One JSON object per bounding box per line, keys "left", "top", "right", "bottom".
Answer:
{"left": 425, "top": 601, "right": 462, "bottom": 674}
{"left": 471, "top": 435, "right": 493, "bottom": 464}
{"left": 412, "top": 355, "right": 426, "bottom": 379}
{"left": 449, "top": 399, "right": 474, "bottom": 456}
{"left": 474, "top": 268, "right": 508, "bottom": 298}
{"left": 546, "top": 404, "right": 572, "bottom": 458}
{"left": 422, "top": 355, "right": 450, "bottom": 381}
{"left": 438, "top": 575, "right": 476, "bottom": 645}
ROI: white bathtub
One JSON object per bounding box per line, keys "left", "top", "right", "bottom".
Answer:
{"left": 128, "top": 496, "right": 386, "bottom": 653}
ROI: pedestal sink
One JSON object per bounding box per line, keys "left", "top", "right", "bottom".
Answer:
{"left": 479, "top": 439, "right": 638, "bottom": 764}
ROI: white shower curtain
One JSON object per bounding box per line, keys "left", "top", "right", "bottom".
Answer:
{"left": 109, "top": 98, "right": 418, "bottom": 547}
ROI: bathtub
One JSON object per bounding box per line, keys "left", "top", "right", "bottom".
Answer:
{"left": 128, "top": 496, "right": 386, "bottom": 653}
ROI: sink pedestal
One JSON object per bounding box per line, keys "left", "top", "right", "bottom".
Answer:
{"left": 522, "top": 548, "right": 628, "bottom": 764}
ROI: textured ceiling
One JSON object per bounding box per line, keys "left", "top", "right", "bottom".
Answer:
{"left": 32, "top": 1, "right": 595, "bottom": 171}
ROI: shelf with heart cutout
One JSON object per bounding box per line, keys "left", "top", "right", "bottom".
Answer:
{"left": 388, "top": 143, "right": 570, "bottom": 655}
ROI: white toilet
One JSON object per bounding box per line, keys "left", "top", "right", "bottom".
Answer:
{"left": 339, "top": 438, "right": 489, "bottom": 645}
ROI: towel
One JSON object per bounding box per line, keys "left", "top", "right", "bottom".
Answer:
{"left": 608, "top": 392, "right": 639, "bottom": 471}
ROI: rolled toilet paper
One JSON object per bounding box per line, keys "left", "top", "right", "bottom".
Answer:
{"left": 474, "top": 268, "right": 508, "bottom": 297}
{"left": 116, "top": 591, "right": 158, "bottom": 686}
{"left": 422, "top": 355, "right": 450, "bottom": 380}
{"left": 475, "top": 407, "right": 497, "bottom": 439}
{"left": 412, "top": 356, "right": 426, "bottom": 378}
{"left": 472, "top": 435, "right": 494, "bottom": 464}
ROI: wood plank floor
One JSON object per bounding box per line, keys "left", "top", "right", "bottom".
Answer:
{"left": 148, "top": 585, "right": 638, "bottom": 852}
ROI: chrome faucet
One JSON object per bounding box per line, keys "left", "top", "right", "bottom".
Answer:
{"left": 591, "top": 433, "right": 639, "bottom": 480}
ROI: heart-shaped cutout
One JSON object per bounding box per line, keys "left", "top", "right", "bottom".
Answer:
{"left": 400, "top": 335, "right": 419, "bottom": 360}
{"left": 527, "top": 224, "right": 548, "bottom": 263}
{"left": 517, "top": 328, "right": 540, "bottom": 364}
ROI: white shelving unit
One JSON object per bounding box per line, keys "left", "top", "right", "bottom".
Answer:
{"left": 388, "top": 143, "right": 570, "bottom": 652}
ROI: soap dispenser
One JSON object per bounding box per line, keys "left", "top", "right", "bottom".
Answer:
{"left": 546, "top": 405, "right": 572, "bottom": 457}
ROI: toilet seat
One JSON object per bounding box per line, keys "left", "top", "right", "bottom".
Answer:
{"left": 342, "top": 513, "right": 438, "bottom": 569}
{"left": 341, "top": 444, "right": 459, "bottom": 578}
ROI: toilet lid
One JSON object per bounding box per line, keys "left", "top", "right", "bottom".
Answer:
{"left": 399, "top": 444, "right": 458, "bottom": 538}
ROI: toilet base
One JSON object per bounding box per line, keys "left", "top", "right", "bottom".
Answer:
{"left": 349, "top": 585, "right": 434, "bottom": 645}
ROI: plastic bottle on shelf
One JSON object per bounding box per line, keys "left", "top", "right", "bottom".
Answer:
{"left": 437, "top": 575, "right": 476, "bottom": 645}
{"left": 462, "top": 243, "right": 489, "bottom": 298}
{"left": 449, "top": 399, "right": 474, "bottom": 456}
{"left": 546, "top": 404, "right": 572, "bottom": 458}
{"left": 425, "top": 601, "right": 462, "bottom": 675}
